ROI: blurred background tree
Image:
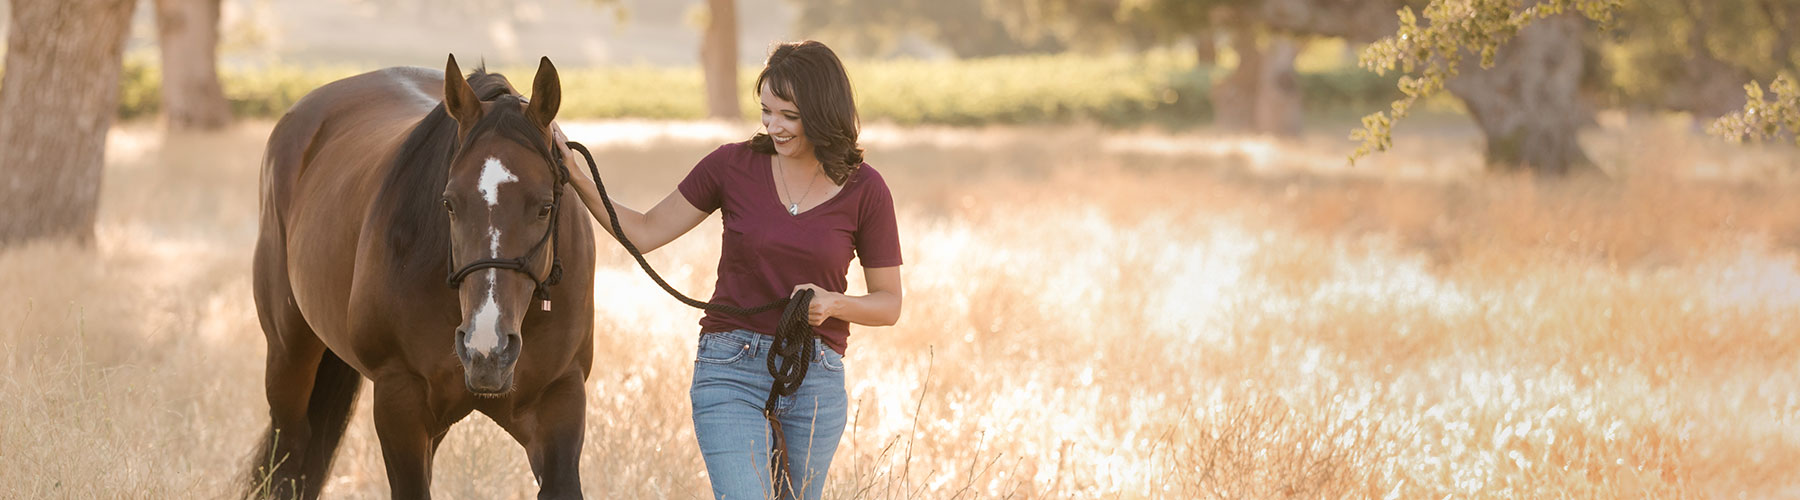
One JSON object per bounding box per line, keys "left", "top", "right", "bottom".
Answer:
{"left": 792, "top": 0, "right": 1309, "bottom": 135}
{"left": 986, "top": 0, "right": 1311, "bottom": 136}
{"left": 154, "top": 0, "right": 232, "bottom": 130}
{"left": 0, "top": 0, "right": 137, "bottom": 247}
{"left": 784, "top": 0, "right": 1797, "bottom": 175}
{"left": 700, "top": 0, "right": 738, "bottom": 119}
{"left": 1339, "top": 0, "right": 1798, "bottom": 175}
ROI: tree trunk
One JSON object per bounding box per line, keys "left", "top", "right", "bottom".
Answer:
{"left": 1253, "top": 37, "right": 1302, "bottom": 137}
{"left": 1209, "top": 27, "right": 1259, "bottom": 132}
{"left": 1209, "top": 26, "right": 1302, "bottom": 137}
{"left": 1445, "top": 14, "right": 1598, "bottom": 176}
{"left": 154, "top": 0, "right": 232, "bottom": 130}
{"left": 700, "top": 0, "right": 739, "bottom": 120}
{"left": 0, "top": 0, "right": 138, "bottom": 247}
{"left": 1194, "top": 30, "right": 1217, "bottom": 65}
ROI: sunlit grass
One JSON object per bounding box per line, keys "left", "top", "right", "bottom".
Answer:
{"left": 1, "top": 116, "right": 1796, "bottom": 498}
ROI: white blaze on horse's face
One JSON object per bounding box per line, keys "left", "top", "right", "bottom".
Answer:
{"left": 465, "top": 156, "right": 517, "bottom": 357}
{"left": 478, "top": 156, "right": 518, "bottom": 209}
{"left": 467, "top": 269, "right": 504, "bottom": 356}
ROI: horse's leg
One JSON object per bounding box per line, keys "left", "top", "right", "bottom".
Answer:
{"left": 495, "top": 374, "right": 588, "bottom": 499}
{"left": 250, "top": 252, "right": 365, "bottom": 500}
{"left": 251, "top": 327, "right": 324, "bottom": 498}
{"left": 372, "top": 373, "right": 446, "bottom": 499}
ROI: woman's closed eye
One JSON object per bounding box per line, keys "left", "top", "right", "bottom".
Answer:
{"left": 762, "top": 107, "right": 799, "bottom": 121}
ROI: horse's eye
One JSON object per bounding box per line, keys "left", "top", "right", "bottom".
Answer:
{"left": 442, "top": 198, "right": 454, "bottom": 215}
{"left": 537, "top": 204, "right": 554, "bottom": 220}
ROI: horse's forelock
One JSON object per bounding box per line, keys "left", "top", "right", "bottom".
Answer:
{"left": 464, "top": 66, "right": 517, "bottom": 101}
{"left": 464, "top": 94, "right": 553, "bottom": 163}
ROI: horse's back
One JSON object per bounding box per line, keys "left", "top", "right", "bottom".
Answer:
{"left": 261, "top": 66, "right": 444, "bottom": 219}
{"left": 256, "top": 66, "right": 449, "bottom": 358}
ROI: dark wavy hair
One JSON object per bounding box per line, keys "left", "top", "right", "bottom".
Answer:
{"left": 749, "top": 40, "right": 863, "bottom": 185}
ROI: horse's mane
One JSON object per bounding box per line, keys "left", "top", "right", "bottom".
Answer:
{"left": 376, "top": 66, "right": 547, "bottom": 279}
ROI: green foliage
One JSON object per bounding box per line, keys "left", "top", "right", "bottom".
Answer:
{"left": 1351, "top": 0, "right": 1620, "bottom": 164}
{"left": 1298, "top": 68, "right": 1406, "bottom": 116}
{"left": 847, "top": 52, "right": 1206, "bottom": 127}
{"left": 1710, "top": 74, "right": 1800, "bottom": 146}
{"left": 117, "top": 57, "right": 162, "bottom": 121}
{"left": 552, "top": 65, "right": 711, "bottom": 119}
{"left": 109, "top": 52, "right": 1402, "bottom": 128}
{"left": 219, "top": 64, "right": 356, "bottom": 118}
{"left": 1597, "top": 0, "right": 1796, "bottom": 112}
{"left": 114, "top": 54, "right": 359, "bottom": 121}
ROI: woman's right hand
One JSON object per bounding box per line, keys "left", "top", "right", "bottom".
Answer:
{"left": 550, "top": 126, "right": 711, "bottom": 253}
{"left": 550, "top": 122, "right": 617, "bottom": 237}
{"left": 551, "top": 124, "right": 593, "bottom": 188}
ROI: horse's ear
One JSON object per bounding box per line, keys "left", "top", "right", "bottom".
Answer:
{"left": 525, "top": 56, "right": 560, "bottom": 130}
{"left": 444, "top": 54, "right": 482, "bottom": 126}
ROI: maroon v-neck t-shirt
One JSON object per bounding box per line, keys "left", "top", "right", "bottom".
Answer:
{"left": 678, "top": 142, "right": 903, "bottom": 354}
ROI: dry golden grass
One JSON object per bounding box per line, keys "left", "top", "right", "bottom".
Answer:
{"left": 2, "top": 115, "right": 1796, "bottom": 499}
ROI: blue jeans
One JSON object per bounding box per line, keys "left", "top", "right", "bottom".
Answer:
{"left": 691, "top": 329, "right": 848, "bottom": 500}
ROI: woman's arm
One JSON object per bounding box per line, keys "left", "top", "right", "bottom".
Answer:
{"left": 793, "top": 265, "right": 903, "bottom": 327}
{"left": 556, "top": 127, "right": 708, "bottom": 253}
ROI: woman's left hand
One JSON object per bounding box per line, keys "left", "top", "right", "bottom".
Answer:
{"left": 791, "top": 284, "right": 839, "bottom": 326}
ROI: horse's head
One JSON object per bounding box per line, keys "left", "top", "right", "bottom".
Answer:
{"left": 439, "top": 54, "right": 563, "bottom": 396}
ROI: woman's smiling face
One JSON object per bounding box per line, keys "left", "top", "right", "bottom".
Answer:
{"left": 760, "top": 81, "right": 811, "bottom": 159}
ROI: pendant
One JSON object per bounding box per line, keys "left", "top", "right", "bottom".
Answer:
{"left": 788, "top": 203, "right": 799, "bottom": 215}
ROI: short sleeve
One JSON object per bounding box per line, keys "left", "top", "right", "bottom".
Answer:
{"left": 853, "top": 167, "right": 903, "bottom": 268}
{"left": 677, "top": 145, "right": 733, "bottom": 213}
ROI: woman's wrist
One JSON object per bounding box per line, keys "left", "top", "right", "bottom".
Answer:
{"left": 822, "top": 291, "right": 847, "bottom": 318}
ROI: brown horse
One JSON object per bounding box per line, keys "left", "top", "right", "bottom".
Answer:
{"left": 246, "top": 55, "right": 596, "bottom": 499}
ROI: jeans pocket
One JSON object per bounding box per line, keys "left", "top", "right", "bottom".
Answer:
{"left": 817, "top": 346, "right": 845, "bottom": 372}
{"left": 695, "top": 334, "right": 749, "bottom": 365}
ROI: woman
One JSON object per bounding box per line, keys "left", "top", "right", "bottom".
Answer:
{"left": 556, "top": 40, "right": 903, "bottom": 499}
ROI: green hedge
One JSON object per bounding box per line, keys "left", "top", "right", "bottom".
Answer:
{"left": 849, "top": 52, "right": 1209, "bottom": 127}
{"left": 110, "top": 53, "right": 1401, "bottom": 127}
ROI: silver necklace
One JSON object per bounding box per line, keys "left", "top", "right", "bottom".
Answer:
{"left": 777, "top": 155, "right": 821, "bottom": 216}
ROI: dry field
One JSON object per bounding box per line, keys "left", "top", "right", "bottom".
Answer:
{"left": 2, "top": 116, "right": 1797, "bottom": 499}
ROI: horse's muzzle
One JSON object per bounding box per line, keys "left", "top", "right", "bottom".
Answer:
{"left": 454, "top": 328, "right": 521, "bottom": 396}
